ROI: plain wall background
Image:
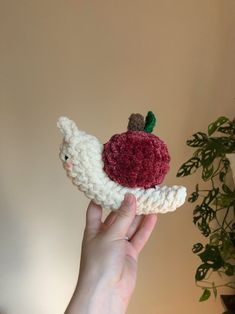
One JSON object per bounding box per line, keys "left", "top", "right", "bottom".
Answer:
{"left": 1, "top": 1, "right": 235, "bottom": 313}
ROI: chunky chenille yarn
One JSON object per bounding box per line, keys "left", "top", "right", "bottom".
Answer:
{"left": 57, "top": 115, "right": 187, "bottom": 215}
{"left": 102, "top": 131, "right": 170, "bottom": 188}
{"left": 127, "top": 113, "right": 145, "bottom": 131}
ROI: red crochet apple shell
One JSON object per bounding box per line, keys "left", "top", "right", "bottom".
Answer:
{"left": 102, "top": 131, "right": 170, "bottom": 188}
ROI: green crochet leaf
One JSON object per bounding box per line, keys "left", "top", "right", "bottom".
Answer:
{"left": 144, "top": 111, "right": 156, "bottom": 133}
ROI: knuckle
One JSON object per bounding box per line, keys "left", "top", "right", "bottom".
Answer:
{"left": 118, "top": 207, "right": 131, "bottom": 219}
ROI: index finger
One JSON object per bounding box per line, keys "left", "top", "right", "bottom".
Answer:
{"left": 106, "top": 193, "right": 136, "bottom": 239}
{"left": 84, "top": 200, "right": 102, "bottom": 238}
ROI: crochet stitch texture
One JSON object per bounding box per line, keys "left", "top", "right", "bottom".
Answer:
{"left": 102, "top": 131, "right": 170, "bottom": 188}
{"left": 57, "top": 116, "right": 187, "bottom": 215}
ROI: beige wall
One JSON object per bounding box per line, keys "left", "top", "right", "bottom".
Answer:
{"left": 1, "top": 1, "right": 235, "bottom": 313}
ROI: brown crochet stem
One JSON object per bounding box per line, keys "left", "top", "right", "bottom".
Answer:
{"left": 127, "top": 113, "right": 145, "bottom": 131}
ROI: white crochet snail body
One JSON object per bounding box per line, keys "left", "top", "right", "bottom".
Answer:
{"left": 57, "top": 117, "right": 187, "bottom": 215}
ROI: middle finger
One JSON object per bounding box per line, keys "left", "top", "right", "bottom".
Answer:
{"left": 126, "top": 214, "right": 145, "bottom": 240}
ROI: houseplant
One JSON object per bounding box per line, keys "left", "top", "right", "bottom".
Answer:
{"left": 177, "top": 116, "right": 235, "bottom": 305}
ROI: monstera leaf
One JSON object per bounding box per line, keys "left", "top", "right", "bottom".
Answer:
{"left": 177, "top": 115, "right": 235, "bottom": 302}
{"left": 187, "top": 132, "right": 208, "bottom": 147}
{"left": 177, "top": 157, "right": 201, "bottom": 177}
{"left": 208, "top": 116, "right": 229, "bottom": 136}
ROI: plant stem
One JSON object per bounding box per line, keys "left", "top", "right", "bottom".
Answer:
{"left": 222, "top": 206, "right": 231, "bottom": 229}
{"left": 211, "top": 177, "right": 215, "bottom": 189}
{"left": 212, "top": 158, "right": 223, "bottom": 178}
{"left": 196, "top": 281, "right": 235, "bottom": 289}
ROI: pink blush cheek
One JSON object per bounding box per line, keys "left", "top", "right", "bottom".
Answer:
{"left": 64, "top": 161, "right": 73, "bottom": 170}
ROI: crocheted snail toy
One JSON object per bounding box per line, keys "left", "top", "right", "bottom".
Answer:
{"left": 57, "top": 112, "right": 187, "bottom": 215}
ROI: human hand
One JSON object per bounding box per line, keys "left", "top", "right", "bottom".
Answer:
{"left": 65, "top": 193, "right": 157, "bottom": 314}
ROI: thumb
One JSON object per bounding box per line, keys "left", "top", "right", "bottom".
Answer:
{"left": 107, "top": 193, "right": 136, "bottom": 239}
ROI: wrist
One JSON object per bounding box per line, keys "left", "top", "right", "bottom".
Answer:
{"left": 65, "top": 275, "right": 128, "bottom": 314}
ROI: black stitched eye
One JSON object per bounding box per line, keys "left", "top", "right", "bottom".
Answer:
{"left": 65, "top": 155, "right": 69, "bottom": 161}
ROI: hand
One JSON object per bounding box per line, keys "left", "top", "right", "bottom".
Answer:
{"left": 65, "top": 193, "right": 157, "bottom": 314}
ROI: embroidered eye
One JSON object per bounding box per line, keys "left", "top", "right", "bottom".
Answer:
{"left": 65, "top": 155, "right": 69, "bottom": 161}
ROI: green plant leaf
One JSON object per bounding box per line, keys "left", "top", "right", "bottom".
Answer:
{"left": 203, "top": 188, "right": 219, "bottom": 205}
{"left": 202, "top": 164, "right": 214, "bottom": 181}
{"left": 199, "top": 245, "right": 224, "bottom": 270}
{"left": 201, "top": 147, "right": 217, "bottom": 167}
{"left": 187, "top": 132, "right": 208, "bottom": 147}
{"left": 193, "top": 215, "right": 201, "bottom": 225}
{"left": 198, "top": 219, "right": 211, "bottom": 237}
{"left": 199, "top": 288, "right": 211, "bottom": 302}
{"left": 212, "top": 282, "right": 217, "bottom": 299}
{"left": 222, "top": 184, "right": 233, "bottom": 195}
{"left": 218, "top": 122, "right": 235, "bottom": 135}
{"left": 210, "top": 233, "right": 221, "bottom": 246}
{"left": 195, "top": 264, "right": 211, "bottom": 281}
{"left": 219, "top": 171, "right": 226, "bottom": 182}
{"left": 194, "top": 203, "right": 216, "bottom": 223}
{"left": 224, "top": 263, "right": 234, "bottom": 276}
{"left": 214, "top": 194, "right": 234, "bottom": 207}
{"left": 229, "top": 231, "right": 235, "bottom": 247}
{"left": 223, "top": 158, "right": 231, "bottom": 169}
{"left": 220, "top": 237, "right": 235, "bottom": 261}
{"left": 193, "top": 204, "right": 215, "bottom": 237}
{"left": 193, "top": 148, "right": 203, "bottom": 159}
{"left": 188, "top": 191, "right": 199, "bottom": 203}
{"left": 193, "top": 207, "right": 212, "bottom": 236}
{"left": 208, "top": 116, "right": 229, "bottom": 136}
{"left": 220, "top": 158, "right": 231, "bottom": 182}
{"left": 177, "top": 157, "right": 201, "bottom": 177}
{"left": 219, "top": 137, "right": 235, "bottom": 154}
{"left": 177, "top": 115, "right": 235, "bottom": 300}
{"left": 192, "top": 243, "right": 204, "bottom": 254}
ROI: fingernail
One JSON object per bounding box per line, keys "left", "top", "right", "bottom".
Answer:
{"left": 124, "top": 193, "right": 134, "bottom": 205}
